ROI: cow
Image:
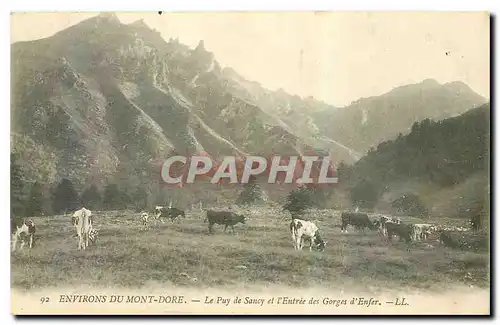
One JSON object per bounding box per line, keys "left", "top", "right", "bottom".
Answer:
{"left": 11, "top": 218, "right": 36, "bottom": 252}
{"left": 72, "top": 207, "right": 94, "bottom": 250}
{"left": 373, "top": 215, "right": 391, "bottom": 237}
{"left": 412, "top": 224, "right": 436, "bottom": 241}
{"left": 205, "top": 210, "right": 246, "bottom": 234}
{"left": 391, "top": 217, "right": 402, "bottom": 224}
{"left": 158, "top": 207, "right": 186, "bottom": 223}
{"left": 71, "top": 207, "right": 93, "bottom": 226}
{"left": 290, "top": 219, "right": 327, "bottom": 252}
{"left": 438, "top": 231, "right": 455, "bottom": 247}
{"left": 154, "top": 206, "right": 164, "bottom": 219}
{"left": 385, "top": 222, "right": 413, "bottom": 243}
{"left": 340, "top": 212, "right": 377, "bottom": 233}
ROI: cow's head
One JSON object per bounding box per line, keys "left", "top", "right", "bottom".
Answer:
{"left": 369, "top": 220, "right": 379, "bottom": 230}
{"left": 25, "top": 219, "right": 36, "bottom": 234}
{"left": 315, "top": 238, "right": 327, "bottom": 252}
{"left": 71, "top": 215, "right": 78, "bottom": 226}
{"left": 89, "top": 228, "right": 99, "bottom": 243}
{"left": 313, "top": 232, "right": 327, "bottom": 252}
{"left": 238, "top": 214, "right": 246, "bottom": 224}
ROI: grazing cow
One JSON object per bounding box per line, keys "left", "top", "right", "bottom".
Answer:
{"left": 72, "top": 207, "right": 94, "bottom": 250}
{"left": 205, "top": 210, "right": 246, "bottom": 234}
{"left": 385, "top": 222, "right": 413, "bottom": 243}
{"left": 154, "top": 206, "right": 164, "bottom": 219}
{"left": 340, "top": 212, "right": 377, "bottom": 233}
{"left": 373, "top": 215, "right": 391, "bottom": 236}
{"left": 438, "top": 231, "right": 455, "bottom": 247}
{"left": 11, "top": 218, "right": 36, "bottom": 252}
{"left": 391, "top": 217, "right": 402, "bottom": 224}
{"left": 412, "top": 224, "right": 436, "bottom": 241}
{"left": 290, "top": 219, "right": 327, "bottom": 252}
{"left": 158, "top": 207, "right": 186, "bottom": 223}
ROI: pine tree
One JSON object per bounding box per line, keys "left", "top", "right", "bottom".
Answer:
{"left": 132, "top": 187, "right": 148, "bottom": 212}
{"left": 283, "top": 186, "right": 314, "bottom": 219}
{"left": 52, "top": 179, "right": 80, "bottom": 214}
{"left": 236, "top": 175, "right": 264, "bottom": 206}
{"left": 102, "top": 184, "right": 122, "bottom": 210}
{"left": 10, "top": 153, "right": 25, "bottom": 217}
{"left": 25, "top": 182, "right": 44, "bottom": 218}
{"left": 81, "top": 184, "right": 101, "bottom": 210}
{"left": 349, "top": 179, "right": 379, "bottom": 209}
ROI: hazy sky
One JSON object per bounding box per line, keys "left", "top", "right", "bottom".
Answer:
{"left": 11, "top": 12, "right": 490, "bottom": 107}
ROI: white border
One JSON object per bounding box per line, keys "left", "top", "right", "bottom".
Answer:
{"left": 2, "top": 1, "right": 497, "bottom": 324}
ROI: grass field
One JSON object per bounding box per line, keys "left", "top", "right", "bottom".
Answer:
{"left": 11, "top": 207, "right": 490, "bottom": 294}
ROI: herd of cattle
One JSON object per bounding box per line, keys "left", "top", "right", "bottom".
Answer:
{"left": 10, "top": 205, "right": 484, "bottom": 253}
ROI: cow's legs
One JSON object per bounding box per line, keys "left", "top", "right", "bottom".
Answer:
{"left": 11, "top": 235, "right": 17, "bottom": 252}
{"left": 20, "top": 240, "right": 25, "bottom": 250}
{"left": 208, "top": 222, "right": 214, "bottom": 234}
{"left": 298, "top": 237, "right": 304, "bottom": 250}
{"left": 223, "top": 224, "right": 228, "bottom": 232}
{"left": 29, "top": 234, "right": 33, "bottom": 248}
{"left": 291, "top": 233, "right": 297, "bottom": 250}
{"left": 231, "top": 225, "right": 235, "bottom": 233}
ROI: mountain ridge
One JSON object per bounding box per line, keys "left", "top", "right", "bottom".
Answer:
{"left": 11, "top": 14, "right": 487, "bottom": 203}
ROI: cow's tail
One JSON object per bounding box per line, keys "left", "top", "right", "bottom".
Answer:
{"left": 289, "top": 220, "right": 295, "bottom": 234}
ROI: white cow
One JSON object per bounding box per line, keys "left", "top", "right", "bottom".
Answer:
{"left": 290, "top": 219, "right": 327, "bottom": 252}
{"left": 72, "top": 207, "right": 93, "bottom": 250}
{"left": 154, "top": 206, "right": 164, "bottom": 220}
{"left": 376, "top": 215, "right": 391, "bottom": 237}
{"left": 11, "top": 218, "right": 36, "bottom": 252}
{"left": 412, "top": 224, "right": 437, "bottom": 241}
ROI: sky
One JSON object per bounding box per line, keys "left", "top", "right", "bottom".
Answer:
{"left": 10, "top": 12, "right": 490, "bottom": 107}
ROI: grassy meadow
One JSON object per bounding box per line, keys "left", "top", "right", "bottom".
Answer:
{"left": 11, "top": 207, "right": 490, "bottom": 294}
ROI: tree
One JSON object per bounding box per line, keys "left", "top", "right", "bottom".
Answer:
{"left": 10, "top": 153, "right": 25, "bottom": 217}
{"left": 25, "top": 182, "right": 44, "bottom": 218}
{"left": 102, "top": 184, "right": 125, "bottom": 210}
{"left": 282, "top": 186, "right": 314, "bottom": 219}
{"left": 52, "top": 179, "right": 80, "bottom": 214}
{"left": 391, "top": 193, "right": 429, "bottom": 217}
{"left": 132, "top": 187, "right": 148, "bottom": 212}
{"left": 349, "top": 179, "right": 379, "bottom": 209}
{"left": 82, "top": 184, "right": 101, "bottom": 210}
{"left": 236, "top": 175, "right": 264, "bottom": 206}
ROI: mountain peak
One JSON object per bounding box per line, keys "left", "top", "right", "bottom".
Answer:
{"left": 129, "top": 19, "right": 149, "bottom": 29}
{"left": 421, "top": 78, "right": 440, "bottom": 86}
{"left": 97, "top": 12, "right": 120, "bottom": 24}
{"left": 444, "top": 80, "right": 470, "bottom": 89}
{"left": 195, "top": 40, "right": 206, "bottom": 52}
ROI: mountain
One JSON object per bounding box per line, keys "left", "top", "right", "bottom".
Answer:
{"left": 10, "top": 13, "right": 488, "bottom": 208}
{"left": 10, "top": 13, "right": 330, "bottom": 190}
{"left": 337, "top": 103, "right": 490, "bottom": 217}
{"left": 312, "top": 78, "right": 488, "bottom": 153}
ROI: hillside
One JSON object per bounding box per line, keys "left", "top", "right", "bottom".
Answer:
{"left": 11, "top": 13, "right": 357, "bottom": 194}
{"left": 312, "top": 79, "right": 488, "bottom": 153}
{"left": 10, "top": 13, "right": 489, "bottom": 211}
{"left": 338, "top": 103, "right": 490, "bottom": 217}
